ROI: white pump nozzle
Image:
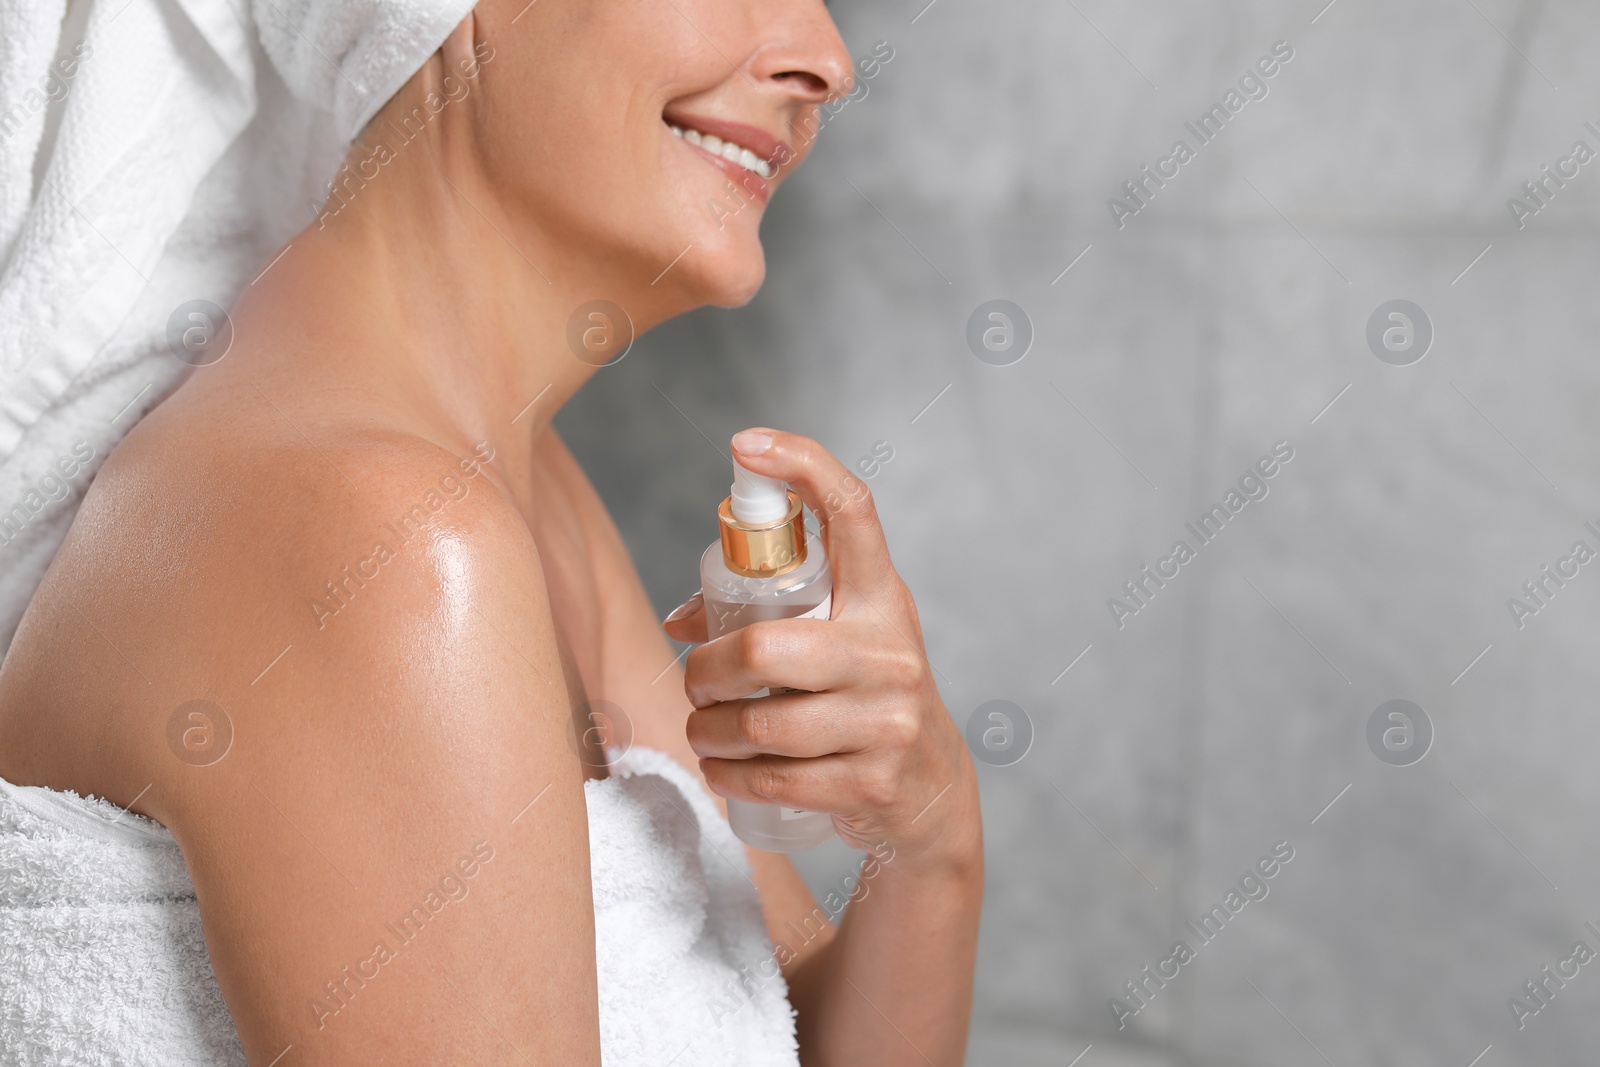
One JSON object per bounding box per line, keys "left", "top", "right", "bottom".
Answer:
{"left": 728, "top": 458, "right": 791, "bottom": 524}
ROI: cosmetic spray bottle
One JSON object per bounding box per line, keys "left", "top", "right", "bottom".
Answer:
{"left": 700, "top": 457, "right": 835, "bottom": 851}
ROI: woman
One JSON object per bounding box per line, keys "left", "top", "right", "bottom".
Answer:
{"left": 0, "top": 1, "right": 982, "bottom": 1064}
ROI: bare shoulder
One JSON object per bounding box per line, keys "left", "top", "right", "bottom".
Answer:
{"left": 1, "top": 396, "right": 543, "bottom": 762}
{"left": 68, "top": 402, "right": 568, "bottom": 780}
{"left": 82, "top": 404, "right": 533, "bottom": 641}
{"left": 0, "top": 406, "right": 603, "bottom": 1062}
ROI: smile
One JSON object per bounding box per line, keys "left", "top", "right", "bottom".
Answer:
{"left": 668, "top": 123, "right": 775, "bottom": 179}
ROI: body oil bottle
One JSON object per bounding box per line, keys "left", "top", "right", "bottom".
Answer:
{"left": 699, "top": 457, "right": 835, "bottom": 851}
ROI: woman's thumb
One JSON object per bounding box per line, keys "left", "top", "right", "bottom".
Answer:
{"left": 662, "top": 591, "right": 708, "bottom": 644}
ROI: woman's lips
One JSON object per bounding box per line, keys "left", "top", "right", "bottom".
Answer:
{"left": 682, "top": 138, "right": 771, "bottom": 206}
{"left": 663, "top": 112, "right": 794, "bottom": 209}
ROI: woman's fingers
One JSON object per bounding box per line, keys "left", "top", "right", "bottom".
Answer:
{"left": 683, "top": 617, "right": 875, "bottom": 707}
{"left": 729, "top": 428, "right": 896, "bottom": 605}
{"left": 688, "top": 690, "right": 904, "bottom": 760}
{"left": 698, "top": 751, "right": 911, "bottom": 816}
{"left": 662, "top": 591, "right": 708, "bottom": 644}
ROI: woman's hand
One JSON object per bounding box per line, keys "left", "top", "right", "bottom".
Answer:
{"left": 663, "top": 428, "right": 981, "bottom": 874}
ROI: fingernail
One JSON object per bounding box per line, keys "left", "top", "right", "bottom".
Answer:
{"left": 732, "top": 431, "right": 773, "bottom": 456}
{"left": 665, "top": 592, "right": 702, "bottom": 622}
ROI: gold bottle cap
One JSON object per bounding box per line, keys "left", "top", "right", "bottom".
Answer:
{"left": 719, "top": 490, "right": 807, "bottom": 578}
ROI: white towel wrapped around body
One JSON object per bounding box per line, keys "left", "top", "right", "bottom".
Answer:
{"left": 0, "top": 746, "right": 801, "bottom": 1066}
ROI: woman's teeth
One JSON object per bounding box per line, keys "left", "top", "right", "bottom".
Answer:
{"left": 668, "top": 125, "right": 774, "bottom": 180}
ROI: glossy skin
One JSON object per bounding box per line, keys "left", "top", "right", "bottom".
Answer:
{"left": 0, "top": 3, "right": 982, "bottom": 1065}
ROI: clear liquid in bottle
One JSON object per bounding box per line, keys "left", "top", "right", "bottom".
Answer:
{"left": 699, "top": 462, "right": 836, "bottom": 851}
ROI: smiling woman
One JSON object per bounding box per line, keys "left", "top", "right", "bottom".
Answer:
{"left": 0, "top": 1, "right": 981, "bottom": 1066}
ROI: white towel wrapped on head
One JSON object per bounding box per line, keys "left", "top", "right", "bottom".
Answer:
{"left": 253, "top": 0, "right": 481, "bottom": 143}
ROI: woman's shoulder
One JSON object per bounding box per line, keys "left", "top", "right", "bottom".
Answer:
{"left": 84, "top": 384, "right": 537, "bottom": 613}
{"left": 107, "top": 383, "right": 524, "bottom": 552}
{"left": 0, "top": 387, "right": 559, "bottom": 809}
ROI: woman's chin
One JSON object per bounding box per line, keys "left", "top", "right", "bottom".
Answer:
{"left": 681, "top": 244, "right": 767, "bottom": 310}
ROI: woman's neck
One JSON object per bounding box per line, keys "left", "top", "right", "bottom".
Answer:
{"left": 229, "top": 108, "right": 687, "bottom": 508}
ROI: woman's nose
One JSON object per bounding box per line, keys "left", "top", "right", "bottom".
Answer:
{"left": 747, "top": 2, "right": 856, "bottom": 104}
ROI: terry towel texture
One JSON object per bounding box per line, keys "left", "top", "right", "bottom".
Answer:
{"left": 0, "top": 746, "right": 800, "bottom": 1066}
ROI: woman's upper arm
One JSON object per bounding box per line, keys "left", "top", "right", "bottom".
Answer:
{"left": 166, "top": 487, "right": 599, "bottom": 1066}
